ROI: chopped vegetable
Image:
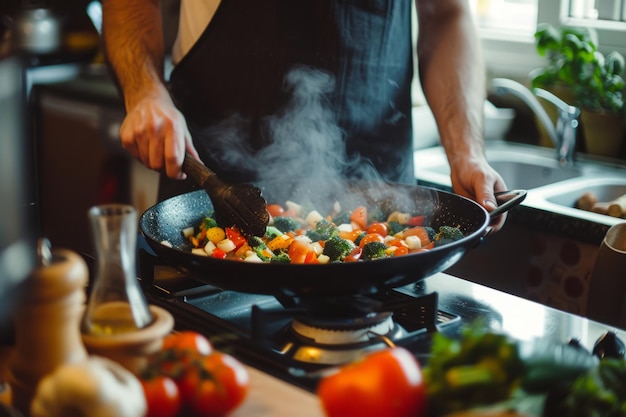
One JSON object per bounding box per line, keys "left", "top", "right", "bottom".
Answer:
{"left": 361, "top": 241, "right": 388, "bottom": 260}
{"left": 423, "top": 326, "right": 525, "bottom": 416}
{"left": 317, "top": 347, "right": 427, "bottom": 417}
{"left": 273, "top": 216, "right": 301, "bottom": 233}
{"left": 322, "top": 235, "right": 357, "bottom": 262}
{"left": 180, "top": 200, "right": 465, "bottom": 263}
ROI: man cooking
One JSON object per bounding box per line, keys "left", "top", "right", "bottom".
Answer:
{"left": 101, "top": 0, "right": 508, "bottom": 231}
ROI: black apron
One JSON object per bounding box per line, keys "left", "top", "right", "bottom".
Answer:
{"left": 161, "top": 0, "right": 414, "bottom": 200}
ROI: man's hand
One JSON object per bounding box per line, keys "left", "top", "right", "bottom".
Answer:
{"left": 449, "top": 155, "right": 508, "bottom": 232}
{"left": 120, "top": 91, "right": 199, "bottom": 180}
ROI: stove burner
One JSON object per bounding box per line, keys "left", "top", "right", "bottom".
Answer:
{"left": 140, "top": 246, "right": 461, "bottom": 369}
{"left": 291, "top": 312, "right": 395, "bottom": 345}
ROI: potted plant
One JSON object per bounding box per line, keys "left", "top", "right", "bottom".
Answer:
{"left": 530, "top": 23, "right": 626, "bottom": 157}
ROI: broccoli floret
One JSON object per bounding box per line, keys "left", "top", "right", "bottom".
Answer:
{"left": 248, "top": 236, "right": 274, "bottom": 261}
{"left": 265, "top": 226, "right": 284, "bottom": 239}
{"left": 306, "top": 219, "right": 339, "bottom": 241}
{"left": 387, "top": 221, "right": 406, "bottom": 236}
{"left": 425, "top": 226, "right": 437, "bottom": 242}
{"left": 270, "top": 252, "right": 291, "bottom": 263}
{"left": 435, "top": 225, "right": 464, "bottom": 247}
{"left": 332, "top": 211, "right": 351, "bottom": 226}
{"left": 202, "top": 217, "right": 219, "bottom": 229}
{"left": 273, "top": 216, "right": 301, "bottom": 233}
{"left": 361, "top": 241, "right": 388, "bottom": 260}
{"left": 322, "top": 236, "right": 356, "bottom": 262}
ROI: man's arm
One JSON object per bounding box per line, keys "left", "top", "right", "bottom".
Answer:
{"left": 102, "top": 0, "right": 197, "bottom": 179}
{"left": 416, "top": 0, "right": 506, "bottom": 229}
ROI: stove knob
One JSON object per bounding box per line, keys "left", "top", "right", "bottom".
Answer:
{"left": 592, "top": 331, "right": 625, "bottom": 359}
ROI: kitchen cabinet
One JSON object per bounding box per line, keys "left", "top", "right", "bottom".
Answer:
{"left": 31, "top": 69, "right": 159, "bottom": 257}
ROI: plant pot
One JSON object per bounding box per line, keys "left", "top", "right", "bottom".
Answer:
{"left": 580, "top": 109, "right": 625, "bottom": 158}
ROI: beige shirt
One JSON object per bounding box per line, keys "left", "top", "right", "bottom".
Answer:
{"left": 172, "top": 0, "right": 222, "bottom": 64}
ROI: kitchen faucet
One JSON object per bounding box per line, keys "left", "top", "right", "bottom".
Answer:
{"left": 491, "top": 78, "right": 580, "bottom": 166}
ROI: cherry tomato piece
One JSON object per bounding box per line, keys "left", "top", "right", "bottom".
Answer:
{"left": 344, "top": 246, "right": 363, "bottom": 262}
{"left": 225, "top": 227, "right": 247, "bottom": 249}
{"left": 366, "top": 222, "right": 389, "bottom": 237}
{"left": 141, "top": 375, "right": 182, "bottom": 417}
{"left": 162, "top": 331, "right": 213, "bottom": 357}
{"left": 407, "top": 215, "right": 425, "bottom": 226}
{"left": 211, "top": 247, "right": 228, "bottom": 259}
{"left": 349, "top": 206, "right": 368, "bottom": 230}
{"left": 358, "top": 233, "right": 385, "bottom": 248}
{"left": 266, "top": 204, "right": 285, "bottom": 217}
{"left": 317, "top": 347, "right": 427, "bottom": 417}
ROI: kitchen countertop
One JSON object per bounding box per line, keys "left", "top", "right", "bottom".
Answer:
{"left": 233, "top": 366, "right": 324, "bottom": 417}
{"left": 188, "top": 272, "right": 624, "bottom": 417}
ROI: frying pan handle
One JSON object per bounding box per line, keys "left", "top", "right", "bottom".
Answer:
{"left": 489, "top": 189, "right": 527, "bottom": 219}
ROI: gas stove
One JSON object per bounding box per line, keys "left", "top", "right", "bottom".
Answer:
{"left": 136, "top": 237, "right": 626, "bottom": 393}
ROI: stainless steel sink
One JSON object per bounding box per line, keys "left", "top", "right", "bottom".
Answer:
{"left": 529, "top": 177, "right": 626, "bottom": 225}
{"left": 414, "top": 143, "right": 584, "bottom": 190}
{"left": 414, "top": 142, "right": 626, "bottom": 226}
{"left": 545, "top": 178, "right": 626, "bottom": 207}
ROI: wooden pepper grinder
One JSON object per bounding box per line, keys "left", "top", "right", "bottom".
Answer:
{"left": 8, "top": 239, "right": 89, "bottom": 416}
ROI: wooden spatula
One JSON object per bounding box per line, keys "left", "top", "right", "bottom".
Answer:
{"left": 183, "top": 154, "right": 269, "bottom": 237}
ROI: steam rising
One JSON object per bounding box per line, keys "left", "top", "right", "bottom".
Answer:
{"left": 256, "top": 66, "right": 349, "bottom": 183}
{"left": 202, "top": 65, "right": 437, "bottom": 212}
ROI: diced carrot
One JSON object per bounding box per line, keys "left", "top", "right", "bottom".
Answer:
{"left": 339, "top": 230, "right": 363, "bottom": 242}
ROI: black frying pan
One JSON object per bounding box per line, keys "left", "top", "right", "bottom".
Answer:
{"left": 139, "top": 180, "right": 525, "bottom": 299}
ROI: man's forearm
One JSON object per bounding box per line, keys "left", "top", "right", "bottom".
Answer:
{"left": 102, "top": 0, "right": 166, "bottom": 110}
{"left": 416, "top": 0, "right": 486, "bottom": 164}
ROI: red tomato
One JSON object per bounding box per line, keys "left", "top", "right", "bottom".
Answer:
{"left": 317, "top": 347, "right": 427, "bottom": 417}
{"left": 178, "top": 352, "right": 250, "bottom": 417}
{"left": 211, "top": 247, "right": 228, "bottom": 259}
{"left": 358, "top": 233, "right": 385, "bottom": 248}
{"left": 141, "top": 375, "right": 182, "bottom": 417}
{"left": 350, "top": 206, "right": 368, "bottom": 230}
{"left": 266, "top": 204, "right": 285, "bottom": 218}
{"left": 162, "top": 331, "right": 213, "bottom": 358}
{"left": 225, "top": 227, "right": 247, "bottom": 249}
{"left": 288, "top": 239, "right": 312, "bottom": 264}
{"left": 407, "top": 215, "right": 425, "bottom": 226}
{"left": 343, "top": 246, "right": 363, "bottom": 262}
{"left": 366, "top": 222, "right": 389, "bottom": 237}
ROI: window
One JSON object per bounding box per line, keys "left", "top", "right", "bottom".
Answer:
{"left": 471, "top": 0, "right": 626, "bottom": 79}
